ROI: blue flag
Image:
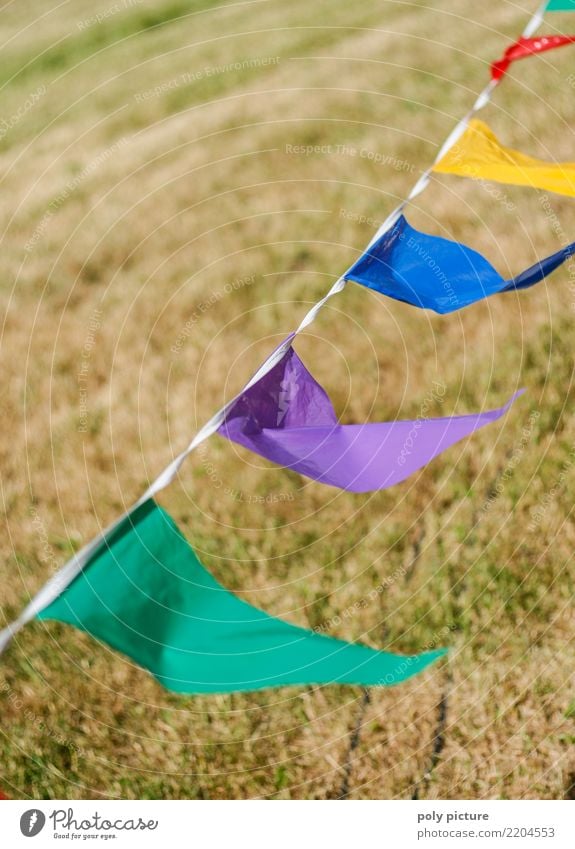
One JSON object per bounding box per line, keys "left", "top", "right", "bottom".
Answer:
{"left": 345, "top": 216, "right": 575, "bottom": 314}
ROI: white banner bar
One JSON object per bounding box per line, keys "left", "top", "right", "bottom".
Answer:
{"left": 0, "top": 799, "right": 573, "bottom": 848}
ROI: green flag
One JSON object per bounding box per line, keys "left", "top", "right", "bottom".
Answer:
{"left": 546, "top": 1, "right": 575, "bottom": 10}
{"left": 37, "top": 500, "right": 444, "bottom": 694}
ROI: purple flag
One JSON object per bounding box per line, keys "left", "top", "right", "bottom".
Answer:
{"left": 218, "top": 344, "right": 522, "bottom": 492}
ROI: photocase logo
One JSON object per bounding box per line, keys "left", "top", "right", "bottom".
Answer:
{"left": 20, "top": 809, "right": 46, "bottom": 837}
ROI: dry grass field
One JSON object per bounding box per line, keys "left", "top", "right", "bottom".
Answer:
{"left": 1, "top": 0, "right": 575, "bottom": 800}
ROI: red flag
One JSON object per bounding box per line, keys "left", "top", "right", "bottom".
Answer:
{"left": 491, "top": 35, "right": 575, "bottom": 80}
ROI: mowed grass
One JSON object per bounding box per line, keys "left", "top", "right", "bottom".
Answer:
{"left": 1, "top": 0, "right": 574, "bottom": 799}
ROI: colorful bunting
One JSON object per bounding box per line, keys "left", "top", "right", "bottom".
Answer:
{"left": 344, "top": 215, "right": 575, "bottom": 314}
{"left": 219, "top": 343, "right": 522, "bottom": 492}
{"left": 0, "top": 2, "right": 567, "bottom": 702}
{"left": 433, "top": 119, "right": 575, "bottom": 197}
{"left": 491, "top": 35, "right": 575, "bottom": 80}
{"left": 37, "top": 500, "right": 444, "bottom": 693}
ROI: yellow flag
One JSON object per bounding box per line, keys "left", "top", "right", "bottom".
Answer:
{"left": 433, "top": 119, "right": 575, "bottom": 198}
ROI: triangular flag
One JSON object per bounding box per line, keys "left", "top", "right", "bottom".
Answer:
{"left": 37, "top": 500, "right": 444, "bottom": 693}
{"left": 218, "top": 343, "right": 522, "bottom": 492}
{"left": 345, "top": 215, "right": 575, "bottom": 314}
{"left": 434, "top": 119, "right": 575, "bottom": 198}
{"left": 491, "top": 35, "right": 575, "bottom": 80}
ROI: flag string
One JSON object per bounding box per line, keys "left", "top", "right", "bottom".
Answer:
{"left": 0, "top": 2, "right": 548, "bottom": 652}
